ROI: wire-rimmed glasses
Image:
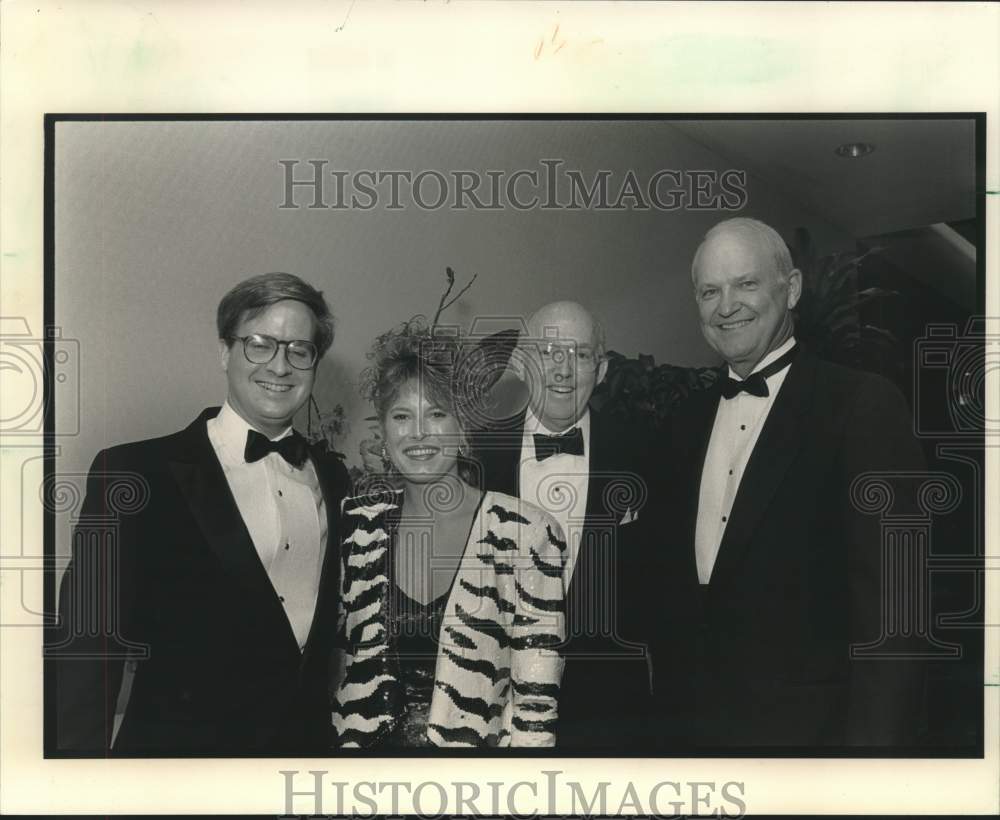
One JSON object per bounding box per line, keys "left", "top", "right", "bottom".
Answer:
{"left": 229, "top": 333, "right": 318, "bottom": 370}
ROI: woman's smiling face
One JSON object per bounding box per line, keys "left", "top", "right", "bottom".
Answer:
{"left": 382, "top": 378, "right": 464, "bottom": 484}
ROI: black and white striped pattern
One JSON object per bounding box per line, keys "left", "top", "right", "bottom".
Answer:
{"left": 331, "top": 489, "right": 566, "bottom": 748}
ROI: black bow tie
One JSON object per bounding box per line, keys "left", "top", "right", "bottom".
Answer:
{"left": 720, "top": 344, "right": 800, "bottom": 400}
{"left": 244, "top": 429, "right": 309, "bottom": 468}
{"left": 534, "top": 427, "right": 585, "bottom": 461}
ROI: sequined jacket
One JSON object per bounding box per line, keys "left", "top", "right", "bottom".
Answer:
{"left": 331, "top": 488, "right": 567, "bottom": 748}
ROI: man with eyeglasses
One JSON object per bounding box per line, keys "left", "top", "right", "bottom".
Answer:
{"left": 474, "top": 301, "right": 656, "bottom": 750}
{"left": 52, "top": 272, "right": 350, "bottom": 754}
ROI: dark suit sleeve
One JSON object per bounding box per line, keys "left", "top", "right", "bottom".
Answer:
{"left": 618, "top": 423, "right": 669, "bottom": 650}
{"left": 331, "top": 486, "right": 352, "bottom": 652}
{"left": 317, "top": 458, "right": 352, "bottom": 723}
{"left": 839, "top": 375, "right": 926, "bottom": 745}
{"left": 53, "top": 448, "right": 142, "bottom": 752}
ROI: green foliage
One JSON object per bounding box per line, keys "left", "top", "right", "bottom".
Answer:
{"left": 305, "top": 397, "right": 347, "bottom": 457}
{"left": 790, "top": 227, "right": 901, "bottom": 380}
{"left": 591, "top": 354, "right": 720, "bottom": 431}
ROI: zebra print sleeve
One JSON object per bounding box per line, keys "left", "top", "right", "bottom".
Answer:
{"left": 330, "top": 492, "right": 400, "bottom": 747}
{"left": 490, "top": 496, "right": 567, "bottom": 747}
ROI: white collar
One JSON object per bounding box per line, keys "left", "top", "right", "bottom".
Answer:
{"left": 727, "top": 335, "right": 797, "bottom": 381}
{"left": 214, "top": 401, "right": 293, "bottom": 461}
{"left": 523, "top": 404, "right": 591, "bottom": 439}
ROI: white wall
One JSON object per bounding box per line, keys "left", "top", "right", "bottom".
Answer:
{"left": 54, "top": 119, "right": 852, "bottom": 484}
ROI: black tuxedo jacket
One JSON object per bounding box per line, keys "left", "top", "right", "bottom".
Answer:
{"left": 50, "top": 408, "right": 351, "bottom": 755}
{"left": 473, "top": 406, "right": 658, "bottom": 749}
{"left": 649, "top": 353, "right": 926, "bottom": 749}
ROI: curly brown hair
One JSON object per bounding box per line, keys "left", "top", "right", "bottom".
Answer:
{"left": 361, "top": 317, "right": 489, "bottom": 424}
{"left": 360, "top": 317, "right": 492, "bottom": 487}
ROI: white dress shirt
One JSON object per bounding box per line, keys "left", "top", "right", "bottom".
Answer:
{"left": 207, "top": 402, "right": 327, "bottom": 649}
{"left": 519, "top": 407, "right": 591, "bottom": 588}
{"left": 695, "top": 337, "right": 797, "bottom": 584}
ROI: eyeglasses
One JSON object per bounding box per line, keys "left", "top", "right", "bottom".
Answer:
{"left": 229, "top": 334, "right": 318, "bottom": 370}
{"left": 538, "top": 341, "right": 602, "bottom": 368}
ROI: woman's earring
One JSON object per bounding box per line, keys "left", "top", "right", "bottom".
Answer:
{"left": 380, "top": 443, "right": 393, "bottom": 471}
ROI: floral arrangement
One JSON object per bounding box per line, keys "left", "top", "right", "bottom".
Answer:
{"left": 305, "top": 398, "right": 347, "bottom": 458}
{"left": 590, "top": 355, "right": 720, "bottom": 431}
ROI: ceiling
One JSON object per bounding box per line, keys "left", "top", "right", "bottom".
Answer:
{"left": 671, "top": 119, "right": 977, "bottom": 240}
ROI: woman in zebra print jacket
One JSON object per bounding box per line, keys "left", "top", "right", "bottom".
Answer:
{"left": 331, "top": 321, "right": 566, "bottom": 748}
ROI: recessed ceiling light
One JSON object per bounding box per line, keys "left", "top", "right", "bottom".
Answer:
{"left": 835, "top": 142, "right": 876, "bottom": 158}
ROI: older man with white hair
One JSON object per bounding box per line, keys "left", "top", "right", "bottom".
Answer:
{"left": 649, "top": 217, "right": 926, "bottom": 748}
{"left": 475, "top": 300, "right": 656, "bottom": 750}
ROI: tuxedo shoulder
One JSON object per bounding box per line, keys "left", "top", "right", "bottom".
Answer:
{"left": 814, "top": 356, "right": 881, "bottom": 384}
{"left": 811, "top": 358, "right": 908, "bottom": 405}
{"left": 311, "top": 444, "right": 351, "bottom": 480}
{"left": 591, "top": 407, "right": 638, "bottom": 436}
{"left": 591, "top": 407, "right": 659, "bottom": 467}
{"left": 84, "top": 424, "right": 199, "bottom": 473}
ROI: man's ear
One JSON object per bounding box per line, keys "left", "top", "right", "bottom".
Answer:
{"left": 596, "top": 355, "right": 609, "bottom": 386}
{"left": 787, "top": 268, "right": 803, "bottom": 311}
{"left": 219, "top": 339, "right": 231, "bottom": 372}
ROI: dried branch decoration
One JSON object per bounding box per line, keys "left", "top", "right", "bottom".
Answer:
{"left": 431, "top": 266, "right": 478, "bottom": 328}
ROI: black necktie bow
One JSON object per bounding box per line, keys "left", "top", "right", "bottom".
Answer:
{"left": 244, "top": 429, "right": 309, "bottom": 468}
{"left": 720, "top": 372, "right": 769, "bottom": 399}
{"left": 720, "top": 344, "right": 800, "bottom": 400}
{"left": 534, "top": 427, "right": 585, "bottom": 461}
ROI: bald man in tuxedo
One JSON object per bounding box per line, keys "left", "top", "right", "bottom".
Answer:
{"left": 475, "top": 301, "right": 656, "bottom": 750}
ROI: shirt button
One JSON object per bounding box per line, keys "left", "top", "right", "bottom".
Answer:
{"left": 728, "top": 469, "right": 734, "bottom": 475}
{"left": 722, "top": 515, "right": 728, "bottom": 522}
{"left": 740, "top": 424, "right": 746, "bottom": 431}
{"left": 284, "top": 543, "right": 290, "bottom": 551}
{"left": 279, "top": 596, "right": 285, "bottom": 603}
{"left": 277, "top": 490, "right": 283, "bottom": 497}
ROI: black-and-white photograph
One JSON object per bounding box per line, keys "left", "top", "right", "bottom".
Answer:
{"left": 3, "top": 2, "right": 998, "bottom": 816}
{"left": 41, "top": 115, "right": 985, "bottom": 761}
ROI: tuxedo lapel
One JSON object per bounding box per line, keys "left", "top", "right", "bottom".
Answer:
{"left": 569, "top": 409, "right": 629, "bottom": 614}
{"left": 311, "top": 443, "right": 343, "bottom": 582}
{"left": 563, "top": 411, "right": 603, "bottom": 609}
{"left": 674, "top": 388, "right": 722, "bottom": 594}
{"left": 709, "top": 355, "right": 815, "bottom": 586}
{"left": 299, "top": 443, "right": 345, "bottom": 661}
{"left": 167, "top": 409, "right": 299, "bottom": 654}
{"left": 508, "top": 411, "right": 528, "bottom": 498}
{"left": 582, "top": 410, "right": 609, "bottom": 526}
{"left": 476, "top": 411, "right": 525, "bottom": 497}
